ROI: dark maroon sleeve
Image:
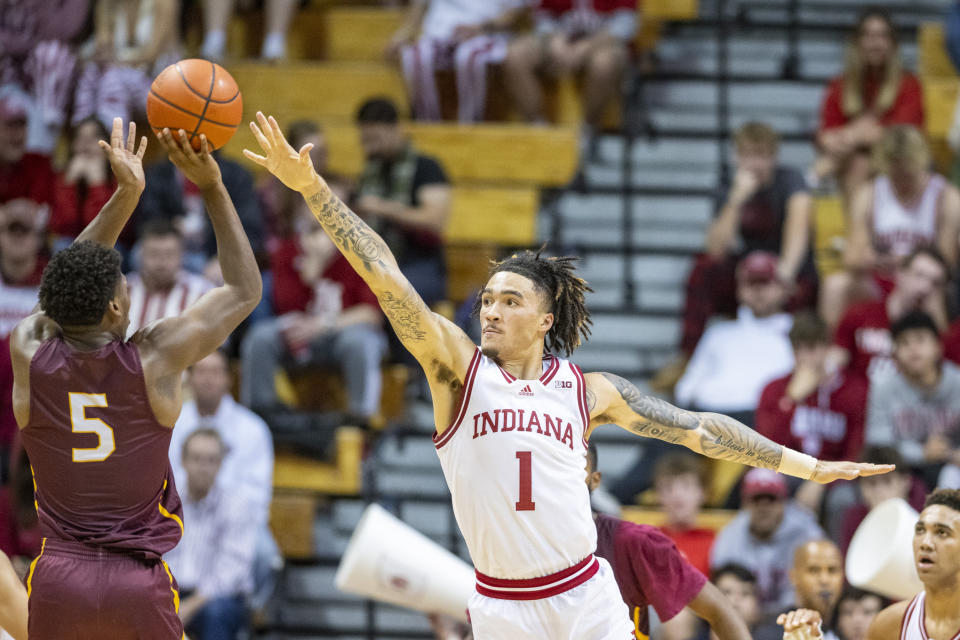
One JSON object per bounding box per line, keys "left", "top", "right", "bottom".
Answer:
{"left": 617, "top": 522, "right": 707, "bottom": 623}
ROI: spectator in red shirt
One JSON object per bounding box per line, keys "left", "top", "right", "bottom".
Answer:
{"left": 652, "top": 452, "right": 716, "bottom": 577}
{"left": 503, "top": 0, "right": 636, "bottom": 144}
{"left": 586, "top": 443, "right": 750, "bottom": 640}
{"left": 813, "top": 8, "right": 923, "bottom": 205}
{"left": 757, "top": 312, "right": 868, "bottom": 517}
{"left": 819, "top": 126, "right": 960, "bottom": 329}
{"left": 831, "top": 247, "right": 948, "bottom": 382}
{"left": 241, "top": 223, "right": 387, "bottom": 425}
{"left": 0, "top": 91, "right": 54, "bottom": 207}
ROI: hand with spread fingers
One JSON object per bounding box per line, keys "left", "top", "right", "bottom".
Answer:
{"left": 99, "top": 117, "right": 148, "bottom": 192}
{"left": 242, "top": 111, "right": 320, "bottom": 193}
{"left": 154, "top": 128, "right": 222, "bottom": 191}
{"left": 778, "top": 608, "right": 824, "bottom": 639}
{"left": 810, "top": 459, "right": 896, "bottom": 484}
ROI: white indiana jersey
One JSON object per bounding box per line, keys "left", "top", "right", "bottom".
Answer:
{"left": 421, "top": 0, "right": 528, "bottom": 40}
{"left": 900, "top": 592, "right": 960, "bottom": 640}
{"left": 434, "top": 347, "right": 595, "bottom": 579}
{"left": 872, "top": 173, "right": 945, "bottom": 259}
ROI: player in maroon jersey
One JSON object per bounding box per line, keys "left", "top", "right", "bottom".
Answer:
{"left": 586, "top": 443, "right": 750, "bottom": 640}
{"left": 8, "top": 120, "right": 262, "bottom": 639}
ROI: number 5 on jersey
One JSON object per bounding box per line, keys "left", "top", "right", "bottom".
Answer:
{"left": 69, "top": 393, "right": 116, "bottom": 463}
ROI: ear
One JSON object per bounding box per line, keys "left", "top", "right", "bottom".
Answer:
{"left": 540, "top": 312, "right": 554, "bottom": 333}
{"left": 587, "top": 470, "right": 602, "bottom": 492}
{"left": 107, "top": 297, "right": 122, "bottom": 317}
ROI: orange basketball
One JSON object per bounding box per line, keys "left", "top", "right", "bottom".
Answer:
{"left": 146, "top": 59, "right": 242, "bottom": 151}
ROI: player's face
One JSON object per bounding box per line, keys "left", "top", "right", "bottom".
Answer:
{"left": 913, "top": 505, "right": 960, "bottom": 587}
{"left": 836, "top": 596, "right": 883, "bottom": 640}
{"left": 655, "top": 473, "right": 704, "bottom": 528}
{"left": 140, "top": 234, "right": 183, "bottom": 290}
{"left": 715, "top": 574, "right": 760, "bottom": 627}
{"left": 792, "top": 542, "right": 844, "bottom": 616}
{"left": 893, "top": 328, "right": 942, "bottom": 381}
{"left": 479, "top": 271, "right": 553, "bottom": 361}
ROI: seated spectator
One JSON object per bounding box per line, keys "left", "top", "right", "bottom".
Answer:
{"left": 164, "top": 429, "right": 255, "bottom": 640}
{"left": 0, "top": 200, "right": 47, "bottom": 470}
{"left": 865, "top": 310, "right": 960, "bottom": 483}
{"left": 353, "top": 98, "right": 451, "bottom": 307}
{"left": 834, "top": 588, "right": 885, "bottom": 640}
{"left": 169, "top": 350, "right": 273, "bottom": 526}
{"left": 710, "top": 469, "right": 824, "bottom": 618}
{"left": 837, "top": 446, "right": 918, "bottom": 555}
{"left": 812, "top": 8, "right": 923, "bottom": 204}
{"left": 652, "top": 452, "right": 715, "bottom": 577}
{"left": 504, "top": 0, "right": 636, "bottom": 144}
{"left": 136, "top": 151, "right": 265, "bottom": 275}
{"left": 125, "top": 219, "right": 214, "bottom": 337}
{"left": 0, "top": 91, "right": 54, "bottom": 206}
{"left": 387, "top": 0, "right": 529, "bottom": 122}
{"left": 199, "top": 0, "right": 298, "bottom": 61}
{"left": 675, "top": 251, "right": 794, "bottom": 424}
{"left": 49, "top": 117, "right": 137, "bottom": 255}
{"left": 756, "top": 312, "right": 867, "bottom": 516}
{"left": 831, "top": 247, "right": 948, "bottom": 382}
{"left": 241, "top": 226, "right": 386, "bottom": 425}
{"left": 704, "top": 564, "right": 766, "bottom": 640}
{"left": 820, "top": 126, "right": 960, "bottom": 328}
{"left": 656, "top": 122, "right": 813, "bottom": 391}
{"left": 755, "top": 540, "right": 844, "bottom": 640}
{"left": 72, "top": 0, "right": 180, "bottom": 130}
{"left": 259, "top": 119, "right": 350, "bottom": 243}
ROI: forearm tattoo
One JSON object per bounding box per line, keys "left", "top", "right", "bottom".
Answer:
{"left": 600, "top": 373, "right": 783, "bottom": 469}
{"left": 307, "top": 190, "right": 387, "bottom": 271}
{"left": 380, "top": 288, "right": 428, "bottom": 344}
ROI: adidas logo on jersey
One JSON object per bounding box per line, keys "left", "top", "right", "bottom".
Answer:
{"left": 519, "top": 385, "right": 535, "bottom": 397}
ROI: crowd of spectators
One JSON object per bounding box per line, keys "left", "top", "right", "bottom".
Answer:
{"left": 3, "top": 1, "right": 960, "bottom": 639}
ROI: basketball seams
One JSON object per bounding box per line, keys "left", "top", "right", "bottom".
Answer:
{"left": 147, "top": 89, "right": 239, "bottom": 128}
{"left": 188, "top": 61, "right": 218, "bottom": 143}
{"left": 173, "top": 62, "right": 241, "bottom": 104}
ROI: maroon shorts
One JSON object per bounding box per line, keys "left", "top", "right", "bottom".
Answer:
{"left": 26, "top": 538, "right": 184, "bottom": 639}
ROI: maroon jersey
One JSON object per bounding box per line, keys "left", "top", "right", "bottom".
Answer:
{"left": 833, "top": 300, "right": 894, "bottom": 380}
{"left": 20, "top": 338, "right": 183, "bottom": 559}
{"left": 594, "top": 513, "right": 707, "bottom": 638}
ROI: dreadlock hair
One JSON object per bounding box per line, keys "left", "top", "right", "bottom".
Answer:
{"left": 473, "top": 250, "right": 593, "bottom": 356}
{"left": 39, "top": 240, "right": 122, "bottom": 326}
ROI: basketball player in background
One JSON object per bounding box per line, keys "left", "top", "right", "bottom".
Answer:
{"left": 245, "top": 111, "right": 892, "bottom": 639}
{"left": 9, "top": 120, "right": 262, "bottom": 638}
{"left": 866, "top": 489, "right": 960, "bottom": 640}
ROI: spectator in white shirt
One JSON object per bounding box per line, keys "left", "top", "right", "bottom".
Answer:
{"left": 675, "top": 250, "right": 795, "bottom": 424}
{"left": 170, "top": 349, "right": 273, "bottom": 525}
{"left": 165, "top": 429, "right": 256, "bottom": 640}
{"left": 125, "top": 218, "right": 213, "bottom": 337}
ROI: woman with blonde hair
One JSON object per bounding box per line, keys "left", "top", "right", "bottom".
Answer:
{"left": 818, "top": 125, "right": 960, "bottom": 328}
{"left": 812, "top": 8, "right": 923, "bottom": 204}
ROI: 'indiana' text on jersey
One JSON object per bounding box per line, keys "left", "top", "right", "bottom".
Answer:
{"left": 472, "top": 409, "right": 577, "bottom": 449}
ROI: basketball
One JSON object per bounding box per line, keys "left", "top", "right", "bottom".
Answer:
{"left": 146, "top": 59, "right": 243, "bottom": 151}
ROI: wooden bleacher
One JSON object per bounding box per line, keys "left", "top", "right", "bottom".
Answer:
{"left": 621, "top": 507, "right": 737, "bottom": 532}
{"left": 918, "top": 23, "right": 959, "bottom": 173}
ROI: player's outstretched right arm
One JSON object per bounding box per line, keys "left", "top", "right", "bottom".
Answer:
{"left": 0, "top": 551, "right": 27, "bottom": 640}
{"left": 243, "top": 112, "right": 475, "bottom": 382}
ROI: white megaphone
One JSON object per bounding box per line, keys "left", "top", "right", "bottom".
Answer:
{"left": 846, "top": 498, "right": 924, "bottom": 601}
{"left": 335, "top": 503, "right": 474, "bottom": 622}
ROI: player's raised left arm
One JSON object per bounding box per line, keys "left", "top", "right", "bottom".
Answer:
{"left": 74, "top": 117, "right": 147, "bottom": 248}
{"left": 584, "top": 372, "right": 894, "bottom": 484}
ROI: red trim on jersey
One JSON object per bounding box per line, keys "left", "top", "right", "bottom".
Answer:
{"left": 475, "top": 555, "right": 599, "bottom": 600}
{"left": 919, "top": 596, "right": 929, "bottom": 640}
{"left": 571, "top": 363, "right": 590, "bottom": 447}
{"left": 900, "top": 594, "right": 920, "bottom": 640}
{"left": 497, "top": 365, "right": 515, "bottom": 383}
{"left": 539, "top": 355, "right": 560, "bottom": 385}
{"left": 433, "top": 348, "right": 482, "bottom": 449}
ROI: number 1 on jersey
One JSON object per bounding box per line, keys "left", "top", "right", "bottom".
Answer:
{"left": 515, "top": 451, "right": 536, "bottom": 511}
{"left": 69, "top": 393, "right": 116, "bottom": 463}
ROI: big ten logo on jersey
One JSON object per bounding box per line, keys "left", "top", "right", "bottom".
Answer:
{"left": 472, "top": 408, "right": 576, "bottom": 450}
{"left": 554, "top": 380, "right": 573, "bottom": 389}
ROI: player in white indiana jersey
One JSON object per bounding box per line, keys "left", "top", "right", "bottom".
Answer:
{"left": 244, "top": 112, "right": 894, "bottom": 639}
{"left": 863, "top": 489, "right": 960, "bottom": 640}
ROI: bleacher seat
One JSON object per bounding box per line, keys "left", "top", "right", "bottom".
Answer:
{"left": 919, "top": 23, "right": 957, "bottom": 80}
{"left": 621, "top": 506, "right": 737, "bottom": 532}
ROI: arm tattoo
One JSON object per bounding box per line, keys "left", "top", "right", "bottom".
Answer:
{"left": 379, "top": 289, "right": 428, "bottom": 344}
{"left": 306, "top": 190, "right": 387, "bottom": 271}
{"left": 585, "top": 387, "right": 597, "bottom": 413}
{"left": 600, "top": 372, "right": 783, "bottom": 469}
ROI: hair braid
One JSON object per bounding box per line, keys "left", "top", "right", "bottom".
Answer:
{"left": 473, "top": 250, "right": 593, "bottom": 356}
